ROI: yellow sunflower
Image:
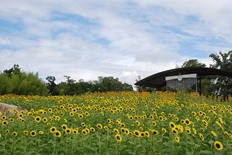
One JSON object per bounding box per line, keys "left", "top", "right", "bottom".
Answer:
{"left": 54, "top": 130, "right": 61, "bottom": 138}
{"left": 38, "top": 131, "right": 44, "bottom": 135}
{"left": 171, "top": 128, "right": 178, "bottom": 135}
{"left": 162, "top": 128, "right": 167, "bottom": 134}
{"left": 175, "top": 136, "right": 180, "bottom": 143}
{"left": 61, "top": 124, "right": 68, "bottom": 130}
{"left": 96, "top": 123, "right": 103, "bottom": 129}
{"left": 134, "top": 130, "right": 140, "bottom": 137}
{"left": 152, "top": 130, "right": 159, "bottom": 135}
{"left": 65, "top": 128, "right": 72, "bottom": 134}
{"left": 214, "top": 141, "right": 223, "bottom": 151}
{"left": 12, "top": 131, "right": 18, "bottom": 137}
{"left": 30, "top": 130, "right": 37, "bottom": 137}
{"left": 24, "top": 130, "right": 29, "bottom": 135}
{"left": 114, "top": 128, "right": 120, "bottom": 134}
{"left": 115, "top": 134, "right": 122, "bottom": 142}
{"left": 169, "top": 122, "right": 175, "bottom": 128}
{"left": 211, "top": 131, "right": 217, "bottom": 138}
{"left": 90, "top": 127, "right": 95, "bottom": 133}
{"left": 2, "top": 120, "right": 8, "bottom": 125}
{"left": 72, "top": 128, "right": 79, "bottom": 135}
{"left": 34, "top": 116, "right": 41, "bottom": 123}
{"left": 82, "top": 129, "right": 88, "bottom": 135}
{"left": 42, "top": 118, "right": 48, "bottom": 122}
{"left": 50, "top": 126, "right": 56, "bottom": 133}
{"left": 152, "top": 121, "right": 157, "bottom": 126}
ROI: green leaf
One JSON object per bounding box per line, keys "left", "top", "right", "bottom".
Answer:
{"left": 199, "top": 150, "right": 212, "bottom": 155}
{"left": 194, "top": 144, "right": 201, "bottom": 148}
{"left": 208, "top": 140, "right": 214, "bottom": 145}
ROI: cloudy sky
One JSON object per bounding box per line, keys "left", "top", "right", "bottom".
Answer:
{"left": 0, "top": 0, "right": 232, "bottom": 86}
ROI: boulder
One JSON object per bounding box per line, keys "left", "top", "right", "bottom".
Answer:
{"left": 0, "top": 102, "right": 27, "bottom": 115}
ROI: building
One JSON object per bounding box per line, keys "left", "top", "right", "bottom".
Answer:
{"left": 135, "top": 67, "right": 232, "bottom": 95}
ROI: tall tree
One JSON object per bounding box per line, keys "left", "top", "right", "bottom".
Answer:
{"left": 182, "top": 59, "right": 206, "bottom": 68}
{"left": 46, "top": 76, "right": 58, "bottom": 95}
{"left": 3, "top": 64, "right": 21, "bottom": 76}
{"left": 209, "top": 51, "right": 232, "bottom": 100}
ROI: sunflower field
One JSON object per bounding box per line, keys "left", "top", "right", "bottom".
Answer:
{"left": 0, "top": 92, "right": 232, "bottom": 155}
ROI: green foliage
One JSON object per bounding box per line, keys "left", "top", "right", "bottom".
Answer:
{"left": 181, "top": 53, "right": 232, "bottom": 98}
{"left": 209, "top": 51, "right": 232, "bottom": 99}
{"left": 182, "top": 59, "right": 206, "bottom": 68}
{"left": 53, "top": 76, "right": 133, "bottom": 95}
{"left": 0, "top": 65, "right": 48, "bottom": 95}
{"left": 180, "top": 59, "right": 209, "bottom": 94}
{"left": 46, "top": 76, "right": 58, "bottom": 95}
{"left": 94, "top": 76, "right": 133, "bottom": 92}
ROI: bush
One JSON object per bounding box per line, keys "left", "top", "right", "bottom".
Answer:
{"left": 0, "top": 65, "right": 48, "bottom": 95}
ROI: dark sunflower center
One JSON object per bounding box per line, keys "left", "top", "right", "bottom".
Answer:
{"left": 216, "top": 143, "right": 221, "bottom": 148}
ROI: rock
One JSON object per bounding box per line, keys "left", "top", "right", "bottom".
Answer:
{"left": 0, "top": 102, "right": 27, "bottom": 115}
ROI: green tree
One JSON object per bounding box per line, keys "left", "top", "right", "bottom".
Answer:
{"left": 181, "top": 59, "right": 211, "bottom": 95}
{"left": 209, "top": 51, "right": 232, "bottom": 100}
{"left": 3, "top": 64, "right": 21, "bottom": 76}
{"left": 55, "top": 76, "right": 133, "bottom": 95}
{"left": 76, "top": 79, "right": 93, "bottom": 94}
{"left": 62, "top": 76, "right": 77, "bottom": 95}
{"left": 95, "top": 76, "right": 133, "bottom": 92}
{"left": 182, "top": 59, "right": 206, "bottom": 68}
{"left": 56, "top": 82, "right": 67, "bottom": 95}
{"left": 0, "top": 74, "right": 13, "bottom": 94}
{"left": 46, "top": 76, "right": 58, "bottom": 95}
{"left": 0, "top": 65, "right": 48, "bottom": 95}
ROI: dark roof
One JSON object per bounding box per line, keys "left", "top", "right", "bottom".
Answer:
{"left": 135, "top": 67, "right": 232, "bottom": 88}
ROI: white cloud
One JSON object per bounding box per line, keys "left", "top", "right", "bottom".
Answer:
{"left": 0, "top": 0, "right": 232, "bottom": 86}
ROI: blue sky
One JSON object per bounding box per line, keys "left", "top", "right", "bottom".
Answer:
{"left": 0, "top": 0, "right": 232, "bottom": 86}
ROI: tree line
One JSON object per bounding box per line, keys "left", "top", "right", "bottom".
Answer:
{"left": 46, "top": 75, "right": 133, "bottom": 96}
{"left": 0, "top": 64, "right": 133, "bottom": 96}
{"left": 0, "top": 50, "right": 231, "bottom": 97}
